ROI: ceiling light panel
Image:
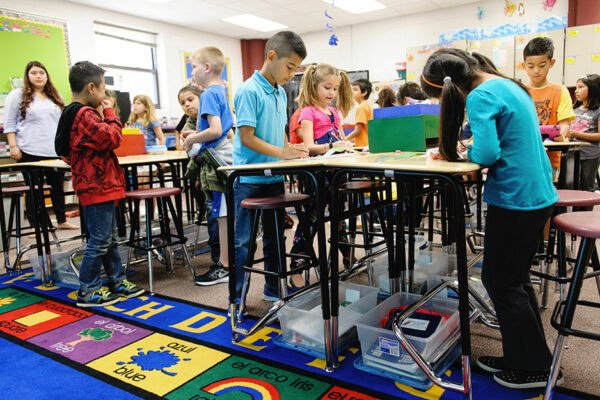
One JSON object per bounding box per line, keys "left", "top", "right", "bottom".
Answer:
{"left": 323, "top": 0, "right": 386, "bottom": 14}
{"left": 223, "top": 13, "right": 288, "bottom": 32}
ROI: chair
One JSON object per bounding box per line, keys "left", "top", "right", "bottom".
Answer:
{"left": 125, "top": 187, "right": 196, "bottom": 294}
{"left": 532, "top": 189, "right": 600, "bottom": 308}
{"left": 543, "top": 211, "right": 600, "bottom": 399}
{"left": 237, "top": 193, "right": 319, "bottom": 321}
{"left": 2, "top": 184, "right": 59, "bottom": 273}
{"left": 338, "top": 180, "right": 387, "bottom": 284}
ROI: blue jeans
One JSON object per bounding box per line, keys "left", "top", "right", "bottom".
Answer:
{"left": 206, "top": 199, "right": 220, "bottom": 263}
{"left": 234, "top": 181, "right": 284, "bottom": 296}
{"left": 79, "top": 200, "right": 126, "bottom": 293}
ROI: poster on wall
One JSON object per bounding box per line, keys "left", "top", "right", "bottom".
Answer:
{"left": 0, "top": 10, "right": 71, "bottom": 103}
{"left": 183, "top": 52, "right": 232, "bottom": 109}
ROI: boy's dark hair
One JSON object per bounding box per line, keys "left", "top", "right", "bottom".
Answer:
{"left": 352, "top": 78, "right": 372, "bottom": 100}
{"left": 523, "top": 37, "right": 554, "bottom": 60}
{"left": 69, "top": 61, "right": 105, "bottom": 93}
{"left": 178, "top": 85, "right": 203, "bottom": 98}
{"left": 574, "top": 74, "right": 600, "bottom": 111}
{"left": 397, "top": 82, "right": 427, "bottom": 104}
{"left": 265, "top": 31, "right": 306, "bottom": 60}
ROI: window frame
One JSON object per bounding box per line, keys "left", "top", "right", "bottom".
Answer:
{"left": 93, "top": 22, "right": 161, "bottom": 108}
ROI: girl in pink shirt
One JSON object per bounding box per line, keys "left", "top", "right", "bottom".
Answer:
{"left": 289, "top": 64, "right": 355, "bottom": 288}
{"left": 297, "top": 64, "right": 354, "bottom": 155}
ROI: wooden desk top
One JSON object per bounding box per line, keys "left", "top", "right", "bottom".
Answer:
{"left": 220, "top": 157, "right": 327, "bottom": 171}
{"left": 323, "top": 152, "right": 482, "bottom": 173}
{"left": 544, "top": 141, "right": 590, "bottom": 148}
{"left": 221, "top": 152, "right": 482, "bottom": 174}
{"left": 0, "top": 151, "right": 189, "bottom": 170}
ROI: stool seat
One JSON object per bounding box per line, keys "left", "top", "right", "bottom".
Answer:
{"left": 2, "top": 184, "right": 52, "bottom": 195}
{"left": 339, "top": 181, "right": 386, "bottom": 193}
{"left": 241, "top": 193, "right": 312, "bottom": 210}
{"left": 126, "top": 187, "right": 181, "bottom": 199}
{"left": 553, "top": 211, "right": 600, "bottom": 239}
{"left": 556, "top": 190, "right": 600, "bottom": 207}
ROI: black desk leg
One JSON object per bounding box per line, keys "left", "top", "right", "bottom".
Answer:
{"left": 0, "top": 172, "right": 9, "bottom": 273}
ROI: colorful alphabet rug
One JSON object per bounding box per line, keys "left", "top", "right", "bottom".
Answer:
{"left": 0, "top": 271, "right": 595, "bottom": 400}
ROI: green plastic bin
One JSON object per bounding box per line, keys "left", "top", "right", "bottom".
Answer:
{"left": 368, "top": 115, "right": 440, "bottom": 153}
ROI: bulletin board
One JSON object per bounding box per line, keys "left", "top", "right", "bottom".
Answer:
{"left": 563, "top": 24, "right": 600, "bottom": 87}
{"left": 471, "top": 36, "right": 515, "bottom": 78}
{"left": 405, "top": 40, "right": 469, "bottom": 83}
{"left": 0, "top": 10, "right": 71, "bottom": 102}
{"left": 182, "top": 52, "right": 232, "bottom": 110}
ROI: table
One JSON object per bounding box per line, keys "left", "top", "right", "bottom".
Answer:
{"left": 543, "top": 141, "right": 590, "bottom": 190}
{"left": 222, "top": 152, "right": 483, "bottom": 398}
{"left": 0, "top": 151, "right": 189, "bottom": 282}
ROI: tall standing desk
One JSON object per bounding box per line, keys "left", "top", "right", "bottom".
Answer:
{"left": 0, "top": 151, "right": 189, "bottom": 283}
{"left": 544, "top": 141, "right": 590, "bottom": 190}
{"left": 323, "top": 152, "right": 482, "bottom": 397}
{"left": 221, "top": 157, "right": 331, "bottom": 352}
{"left": 223, "top": 152, "right": 483, "bottom": 398}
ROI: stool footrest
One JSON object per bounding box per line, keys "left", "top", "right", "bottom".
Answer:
{"left": 339, "top": 238, "right": 387, "bottom": 249}
{"left": 550, "top": 299, "right": 600, "bottom": 341}
{"left": 530, "top": 270, "right": 572, "bottom": 283}
{"left": 129, "top": 236, "right": 187, "bottom": 251}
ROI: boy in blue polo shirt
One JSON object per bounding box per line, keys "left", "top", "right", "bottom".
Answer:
{"left": 183, "top": 46, "right": 234, "bottom": 286}
{"left": 233, "top": 31, "right": 308, "bottom": 303}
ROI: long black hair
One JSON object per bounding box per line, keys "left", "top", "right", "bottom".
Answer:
{"left": 574, "top": 74, "right": 600, "bottom": 111}
{"left": 420, "top": 49, "right": 529, "bottom": 161}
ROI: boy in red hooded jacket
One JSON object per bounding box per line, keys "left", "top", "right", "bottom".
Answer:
{"left": 55, "top": 61, "right": 144, "bottom": 307}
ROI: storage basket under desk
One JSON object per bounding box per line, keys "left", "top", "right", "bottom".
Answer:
{"left": 354, "top": 291, "right": 460, "bottom": 386}
{"left": 274, "top": 282, "right": 378, "bottom": 359}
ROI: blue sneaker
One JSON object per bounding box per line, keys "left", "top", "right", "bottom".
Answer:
{"left": 110, "top": 279, "right": 145, "bottom": 298}
{"left": 263, "top": 287, "right": 280, "bottom": 302}
{"left": 77, "top": 288, "right": 120, "bottom": 308}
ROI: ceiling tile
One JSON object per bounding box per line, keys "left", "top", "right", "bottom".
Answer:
{"left": 227, "top": 0, "right": 277, "bottom": 13}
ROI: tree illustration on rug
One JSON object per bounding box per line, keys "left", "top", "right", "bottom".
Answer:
{"left": 67, "top": 328, "right": 113, "bottom": 347}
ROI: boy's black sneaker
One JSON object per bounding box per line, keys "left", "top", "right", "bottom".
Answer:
{"left": 77, "top": 288, "right": 121, "bottom": 308}
{"left": 195, "top": 262, "right": 229, "bottom": 286}
{"left": 493, "top": 369, "right": 563, "bottom": 389}
{"left": 476, "top": 356, "right": 504, "bottom": 373}
{"left": 111, "top": 279, "right": 145, "bottom": 298}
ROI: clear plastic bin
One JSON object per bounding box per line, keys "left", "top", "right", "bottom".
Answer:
{"left": 28, "top": 245, "right": 129, "bottom": 287}
{"left": 374, "top": 250, "right": 452, "bottom": 296}
{"left": 277, "top": 282, "right": 378, "bottom": 356}
{"left": 355, "top": 291, "right": 459, "bottom": 377}
{"left": 428, "top": 275, "right": 491, "bottom": 305}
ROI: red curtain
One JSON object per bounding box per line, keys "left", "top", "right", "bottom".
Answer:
{"left": 241, "top": 39, "right": 267, "bottom": 81}
{"left": 569, "top": 0, "right": 600, "bottom": 26}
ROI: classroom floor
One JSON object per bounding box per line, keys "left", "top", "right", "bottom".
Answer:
{"left": 2, "top": 210, "right": 599, "bottom": 397}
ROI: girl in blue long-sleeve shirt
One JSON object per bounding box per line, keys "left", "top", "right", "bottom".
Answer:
{"left": 421, "top": 48, "right": 559, "bottom": 390}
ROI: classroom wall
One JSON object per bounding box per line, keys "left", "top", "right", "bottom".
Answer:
{"left": 300, "top": 0, "right": 569, "bottom": 83}
{"left": 0, "top": 0, "right": 243, "bottom": 118}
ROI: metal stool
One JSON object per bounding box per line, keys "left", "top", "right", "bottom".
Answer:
{"left": 544, "top": 211, "right": 600, "bottom": 400}
{"left": 338, "top": 180, "right": 387, "bottom": 284}
{"left": 532, "top": 189, "right": 600, "bottom": 307}
{"left": 125, "top": 187, "right": 196, "bottom": 294}
{"left": 238, "top": 193, "right": 318, "bottom": 321}
{"left": 2, "top": 184, "right": 59, "bottom": 272}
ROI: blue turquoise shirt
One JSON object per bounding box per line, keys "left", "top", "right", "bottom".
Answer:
{"left": 198, "top": 84, "right": 233, "bottom": 149}
{"left": 466, "top": 79, "right": 558, "bottom": 210}
{"left": 233, "top": 71, "right": 287, "bottom": 184}
{"left": 132, "top": 120, "right": 159, "bottom": 147}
